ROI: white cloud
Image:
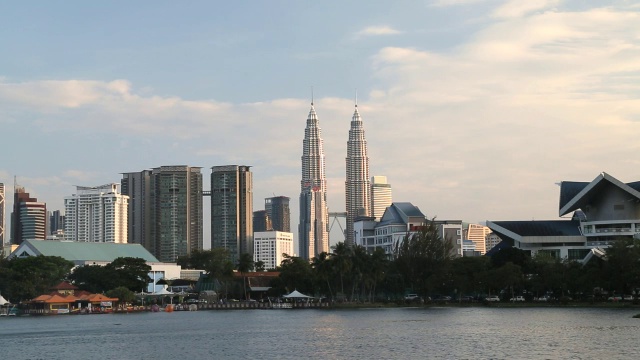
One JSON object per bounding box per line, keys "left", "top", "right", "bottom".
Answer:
{"left": 354, "top": 25, "right": 403, "bottom": 39}
{"left": 492, "top": 0, "right": 560, "bottom": 18}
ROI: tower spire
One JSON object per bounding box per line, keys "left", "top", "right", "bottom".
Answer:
{"left": 311, "top": 86, "right": 314, "bottom": 106}
{"left": 355, "top": 89, "right": 358, "bottom": 108}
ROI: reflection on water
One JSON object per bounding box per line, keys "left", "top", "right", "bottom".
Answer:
{"left": 1, "top": 307, "right": 639, "bottom": 359}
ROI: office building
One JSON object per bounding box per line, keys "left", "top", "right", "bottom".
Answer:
{"left": 299, "top": 101, "right": 329, "bottom": 260}
{"left": 345, "top": 103, "right": 371, "bottom": 245}
{"left": 354, "top": 202, "right": 425, "bottom": 255}
{"left": 265, "top": 196, "right": 290, "bottom": 232}
{"left": 211, "top": 165, "right": 253, "bottom": 261}
{"left": 253, "top": 231, "right": 294, "bottom": 270}
{"left": 121, "top": 170, "right": 153, "bottom": 251}
{"left": 371, "top": 176, "right": 392, "bottom": 221}
{"left": 64, "top": 184, "right": 128, "bottom": 243}
{"left": 49, "top": 210, "right": 65, "bottom": 236}
{"left": 464, "top": 223, "right": 492, "bottom": 255}
{"left": 11, "top": 184, "right": 47, "bottom": 244}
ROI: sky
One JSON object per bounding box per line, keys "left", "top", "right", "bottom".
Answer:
{"left": 1, "top": 0, "right": 639, "bottom": 249}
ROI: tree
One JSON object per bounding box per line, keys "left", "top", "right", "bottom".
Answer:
{"left": 274, "top": 254, "right": 314, "bottom": 295}
{"left": 331, "top": 242, "right": 352, "bottom": 299}
{"left": 69, "top": 264, "right": 117, "bottom": 293}
{"left": 237, "top": 253, "right": 254, "bottom": 300}
{"left": 393, "top": 220, "right": 454, "bottom": 295}
{"left": 106, "top": 257, "right": 152, "bottom": 292}
{"left": 254, "top": 260, "right": 266, "bottom": 272}
{"left": 106, "top": 286, "right": 136, "bottom": 305}
{"left": 0, "top": 255, "right": 74, "bottom": 302}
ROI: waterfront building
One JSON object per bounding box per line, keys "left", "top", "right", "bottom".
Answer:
{"left": 371, "top": 176, "right": 392, "bottom": 221}
{"left": 485, "top": 232, "right": 502, "bottom": 253}
{"left": 211, "top": 165, "right": 253, "bottom": 261}
{"left": 464, "top": 223, "right": 492, "bottom": 255}
{"left": 265, "top": 196, "right": 290, "bottom": 233}
{"left": 0, "top": 183, "right": 4, "bottom": 245}
{"left": 64, "top": 184, "right": 128, "bottom": 243}
{"left": 299, "top": 101, "right": 329, "bottom": 260}
{"left": 253, "top": 231, "right": 294, "bottom": 270}
{"left": 345, "top": 103, "right": 371, "bottom": 246}
{"left": 433, "top": 220, "right": 463, "bottom": 258}
{"left": 354, "top": 202, "right": 426, "bottom": 255}
{"left": 11, "top": 184, "right": 46, "bottom": 244}
{"left": 253, "top": 210, "right": 272, "bottom": 233}
{"left": 121, "top": 170, "right": 153, "bottom": 251}
{"left": 487, "top": 172, "right": 640, "bottom": 261}
{"left": 150, "top": 166, "right": 203, "bottom": 262}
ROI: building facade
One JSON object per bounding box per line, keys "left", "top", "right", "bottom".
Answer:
{"left": 64, "top": 184, "right": 129, "bottom": 243}
{"left": 485, "top": 232, "right": 502, "bottom": 253}
{"left": 464, "top": 223, "right": 492, "bottom": 255}
{"left": 150, "top": 166, "right": 203, "bottom": 262}
{"left": 371, "top": 176, "right": 392, "bottom": 221}
{"left": 345, "top": 104, "right": 371, "bottom": 245}
{"left": 121, "top": 170, "right": 153, "bottom": 251}
{"left": 435, "top": 220, "right": 464, "bottom": 258}
{"left": 49, "top": 210, "right": 65, "bottom": 236}
{"left": 265, "top": 196, "right": 290, "bottom": 233}
{"left": 487, "top": 172, "right": 640, "bottom": 261}
{"left": 253, "top": 210, "right": 271, "bottom": 233}
{"left": 211, "top": 165, "right": 253, "bottom": 261}
{"left": 299, "top": 102, "right": 329, "bottom": 260}
{"left": 253, "top": 231, "right": 294, "bottom": 270}
{"left": 11, "top": 184, "right": 46, "bottom": 244}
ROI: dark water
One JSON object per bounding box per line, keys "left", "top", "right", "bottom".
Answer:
{"left": 1, "top": 307, "right": 639, "bottom": 359}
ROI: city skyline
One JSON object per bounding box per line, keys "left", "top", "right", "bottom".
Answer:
{"left": 1, "top": 1, "right": 639, "bottom": 249}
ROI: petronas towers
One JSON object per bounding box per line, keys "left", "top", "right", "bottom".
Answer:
{"left": 299, "top": 99, "right": 371, "bottom": 259}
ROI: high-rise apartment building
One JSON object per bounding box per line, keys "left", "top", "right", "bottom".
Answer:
{"left": 299, "top": 102, "right": 329, "bottom": 260}
{"left": 150, "top": 166, "right": 203, "bottom": 262}
{"left": 11, "top": 184, "right": 46, "bottom": 244}
{"left": 122, "top": 167, "right": 202, "bottom": 262}
{"left": 64, "top": 184, "right": 129, "bottom": 243}
{"left": 121, "top": 170, "right": 152, "bottom": 250}
{"left": 265, "top": 196, "right": 290, "bottom": 233}
{"left": 211, "top": 165, "right": 253, "bottom": 261}
{"left": 253, "top": 231, "right": 294, "bottom": 270}
{"left": 345, "top": 103, "right": 371, "bottom": 245}
{"left": 371, "top": 176, "right": 392, "bottom": 221}
{"left": 0, "top": 183, "right": 5, "bottom": 245}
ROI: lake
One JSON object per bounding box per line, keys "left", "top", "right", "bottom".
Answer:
{"left": 1, "top": 307, "right": 639, "bottom": 359}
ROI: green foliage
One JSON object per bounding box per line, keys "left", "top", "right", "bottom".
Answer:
{"left": 69, "top": 257, "right": 151, "bottom": 293}
{"left": 106, "top": 286, "right": 136, "bottom": 304}
{"left": 0, "top": 255, "right": 74, "bottom": 302}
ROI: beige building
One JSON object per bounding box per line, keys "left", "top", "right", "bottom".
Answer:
{"left": 464, "top": 223, "right": 492, "bottom": 255}
{"left": 253, "top": 231, "right": 293, "bottom": 270}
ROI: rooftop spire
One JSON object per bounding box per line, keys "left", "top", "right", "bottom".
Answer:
{"left": 355, "top": 88, "right": 358, "bottom": 108}
{"left": 311, "top": 86, "right": 314, "bottom": 106}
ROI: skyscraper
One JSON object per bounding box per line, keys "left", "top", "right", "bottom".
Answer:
{"left": 253, "top": 210, "right": 271, "bottom": 233}
{"left": 299, "top": 101, "right": 329, "bottom": 260}
{"left": 122, "top": 167, "right": 202, "bottom": 262}
{"left": 64, "top": 184, "right": 129, "bottom": 243}
{"left": 11, "top": 183, "right": 46, "bottom": 244}
{"left": 48, "top": 210, "right": 65, "bottom": 236}
{"left": 345, "top": 103, "right": 371, "bottom": 245}
{"left": 0, "top": 183, "right": 5, "bottom": 245}
{"left": 265, "top": 196, "right": 290, "bottom": 233}
{"left": 150, "top": 166, "right": 203, "bottom": 262}
{"left": 121, "top": 170, "right": 152, "bottom": 250}
{"left": 211, "top": 165, "right": 253, "bottom": 261}
{"left": 371, "top": 176, "right": 392, "bottom": 221}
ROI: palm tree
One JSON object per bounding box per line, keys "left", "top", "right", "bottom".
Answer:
{"left": 331, "top": 242, "right": 352, "bottom": 300}
{"left": 312, "top": 252, "right": 333, "bottom": 300}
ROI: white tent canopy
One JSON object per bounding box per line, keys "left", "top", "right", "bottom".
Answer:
{"left": 0, "top": 294, "right": 8, "bottom": 306}
{"left": 283, "top": 290, "right": 312, "bottom": 299}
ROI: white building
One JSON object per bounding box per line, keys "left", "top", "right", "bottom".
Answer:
{"left": 64, "top": 184, "right": 129, "bottom": 243}
{"left": 253, "top": 231, "right": 293, "bottom": 270}
{"left": 355, "top": 203, "right": 425, "bottom": 255}
{"left": 371, "top": 176, "right": 392, "bottom": 221}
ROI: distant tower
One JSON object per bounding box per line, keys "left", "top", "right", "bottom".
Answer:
{"left": 64, "top": 184, "right": 129, "bottom": 243}
{"left": 266, "top": 196, "right": 290, "bottom": 233}
{"left": 211, "top": 165, "right": 253, "bottom": 261}
{"left": 0, "top": 183, "right": 5, "bottom": 245}
{"left": 121, "top": 170, "right": 153, "bottom": 251}
{"left": 11, "top": 181, "right": 47, "bottom": 244}
{"left": 299, "top": 100, "right": 329, "bottom": 260}
{"left": 371, "top": 176, "right": 392, "bottom": 221}
{"left": 253, "top": 210, "right": 272, "bottom": 233}
{"left": 345, "top": 100, "right": 371, "bottom": 245}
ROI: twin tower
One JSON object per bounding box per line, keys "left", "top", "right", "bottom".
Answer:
{"left": 299, "top": 100, "right": 370, "bottom": 260}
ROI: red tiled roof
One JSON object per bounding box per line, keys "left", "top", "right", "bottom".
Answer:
{"left": 50, "top": 281, "right": 78, "bottom": 290}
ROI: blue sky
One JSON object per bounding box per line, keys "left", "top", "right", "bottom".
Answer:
{"left": 2, "top": 0, "right": 640, "bottom": 248}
